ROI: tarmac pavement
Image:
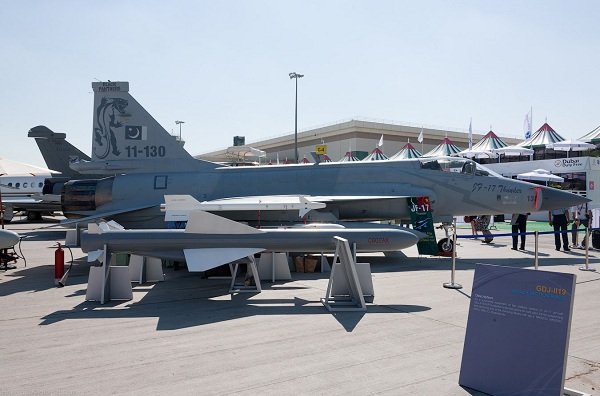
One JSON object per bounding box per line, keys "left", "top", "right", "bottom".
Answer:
{"left": 0, "top": 218, "right": 599, "bottom": 395}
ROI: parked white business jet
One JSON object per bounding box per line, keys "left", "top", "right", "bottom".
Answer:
{"left": 0, "top": 158, "right": 60, "bottom": 221}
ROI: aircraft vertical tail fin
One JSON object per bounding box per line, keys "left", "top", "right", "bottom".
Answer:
{"left": 28, "top": 126, "right": 91, "bottom": 178}
{"left": 73, "top": 81, "right": 217, "bottom": 174}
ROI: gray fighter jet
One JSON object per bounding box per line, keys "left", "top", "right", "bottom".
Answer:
{"left": 28, "top": 125, "right": 94, "bottom": 180}
{"left": 61, "top": 81, "right": 588, "bottom": 236}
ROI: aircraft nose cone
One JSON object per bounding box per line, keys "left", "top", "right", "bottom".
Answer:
{"left": 538, "top": 187, "right": 590, "bottom": 211}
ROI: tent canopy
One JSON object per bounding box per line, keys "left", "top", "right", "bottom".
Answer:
{"left": 423, "top": 137, "right": 462, "bottom": 157}
{"left": 492, "top": 146, "right": 534, "bottom": 157}
{"left": 339, "top": 152, "right": 359, "bottom": 162}
{"left": 390, "top": 142, "right": 422, "bottom": 159}
{"left": 363, "top": 147, "right": 388, "bottom": 161}
{"left": 517, "top": 168, "right": 564, "bottom": 183}
{"left": 518, "top": 123, "right": 565, "bottom": 148}
{"left": 471, "top": 130, "right": 508, "bottom": 151}
{"left": 455, "top": 149, "right": 493, "bottom": 159}
{"left": 546, "top": 139, "right": 595, "bottom": 152}
{"left": 578, "top": 125, "right": 600, "bottom": 143}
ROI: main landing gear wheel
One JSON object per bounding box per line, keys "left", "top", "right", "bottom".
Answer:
{"left": 27, "top": 212, "right": 42, "bottom": 221}
{"left": 438, "top": 238, "right": 454, "bottom": 253}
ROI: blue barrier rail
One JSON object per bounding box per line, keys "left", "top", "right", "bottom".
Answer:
{"left": 456, "top": 227, "right": 599, "bottom": 240}
{"left": 443, "top": 225, "right": 597, "bottom": 290}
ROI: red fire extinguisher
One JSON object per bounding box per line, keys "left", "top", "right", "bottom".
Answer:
{"left": 55, "top": 242, "right": 65, "bottom": 286}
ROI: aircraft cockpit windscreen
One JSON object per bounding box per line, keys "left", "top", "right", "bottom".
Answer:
{"left": 474, "top": 163, "right": 502, "bottom": 178}
{"left": 419, "top": 158, "right": 502, "bottom": 177}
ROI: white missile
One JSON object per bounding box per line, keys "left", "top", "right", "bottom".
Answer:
{"left": 162, "top": 194, "right": 327, "bottom": 220}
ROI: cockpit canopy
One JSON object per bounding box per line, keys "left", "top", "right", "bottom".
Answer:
{"left": 419, "top": 157, "right": 501, "bottom": 177}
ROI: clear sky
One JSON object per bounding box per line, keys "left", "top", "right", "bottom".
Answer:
{"left": 2, "top": 0, "right": 599, "bottom": 168}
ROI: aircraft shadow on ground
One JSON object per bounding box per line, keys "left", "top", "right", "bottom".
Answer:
{"left": 23, "top": 247, "right": 597, "bottom": 333}
{"left": 38, "top": 273, "right": 431, "bottom": 333}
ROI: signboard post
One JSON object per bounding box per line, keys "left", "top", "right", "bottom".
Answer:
{"left": 459, "top": 264, "right": 576, "bottom": 396}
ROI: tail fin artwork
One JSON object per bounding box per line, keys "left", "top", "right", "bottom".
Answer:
{"left": 28, "top": 125, "right": 91, "bottom": 178}
{"left": 70, "top": 81, "right": 217, "bottom": 174}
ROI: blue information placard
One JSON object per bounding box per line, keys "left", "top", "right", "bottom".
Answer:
{"left": 459, "top": 264, "right": 576, "bottom": 396}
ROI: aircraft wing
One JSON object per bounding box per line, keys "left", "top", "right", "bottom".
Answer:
{"left": 59, "top": 203, "right": 159, "bottom": 227}
{"left": 184, "top": 248, "right": 264, "bottom": 272}
{"left": 2, "top": 196, "right": 62, "bottom": 215}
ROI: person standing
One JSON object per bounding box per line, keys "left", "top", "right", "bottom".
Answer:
{"left": 465, "top": 216, "right": 478, "bottom": 238}
{"left": 571, "top": 203, "right": 592, "bottom": 248}
{"left": 549, "top": 208, "right": 571, "bottom": 251}
{"left": 511, "top": 213, "right": 529, "bottom": 250}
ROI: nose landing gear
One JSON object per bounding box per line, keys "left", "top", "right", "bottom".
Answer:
{"left": 436, "top": 222, "right": 455, "bottom": 254}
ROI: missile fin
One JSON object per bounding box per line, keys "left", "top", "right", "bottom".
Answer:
{"left": 185, "top": 210, "right": 264, "bottom": 235}
{"left": 88, "top": 223, "right": 105, "bottom": 234}
{"left": 87, "top": 249, "right": 104, "bottom": 262}
{"left": 163, "top": 195, "right": 202, "bottom": 221}
{"left": 105, "top": 220, "right": 125, "bottom": 230}
{"left": 184, "top": 248, "right": 264, "bottom": 272}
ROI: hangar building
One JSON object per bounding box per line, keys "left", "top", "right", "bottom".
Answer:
{"left": 195, "top": 117, "right": 522, "bottom": 164}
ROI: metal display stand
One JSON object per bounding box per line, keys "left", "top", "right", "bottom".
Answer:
{"left": 257, "top": 252, "right": 292, "bottom": 282}
{"left": 320, "top": 253, "right": 331, "bottom": 272}
{"left": 321, "top": 237, "right": 367, "bottom": 312}
{"left": 85, "top": 245, "right": 133, "bottom": 304}
{"left": 330, "top": 262, "right": 374, "bottom": 302}
{"left": 129, "top": 255, "right": 165, "bottom": 284}
{"left": 229, "top": 255, "right": 262, "bottom": 294}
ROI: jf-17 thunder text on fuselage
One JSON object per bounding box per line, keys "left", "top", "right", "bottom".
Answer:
{"left": 61, "top": 81, "right": 589, "bottom": 230}
{"left": 81, "top": 197, "right": 426, "bottom": 272}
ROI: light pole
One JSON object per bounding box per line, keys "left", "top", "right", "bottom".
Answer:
{"left": 175, "top": 120, "right": 185, "bottom": 141}
{"left": 289, "top": 72, "right": 304, "bottom": 163}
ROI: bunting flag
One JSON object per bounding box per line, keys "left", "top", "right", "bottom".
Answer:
{"left": 418, "top": 128, "right": 424, "bottom": 143}
{"left": 468, "top": 118, "right": 473, "bottom": 150}
{"left": 523, "top": 109, "right": 532, "bottom": 140}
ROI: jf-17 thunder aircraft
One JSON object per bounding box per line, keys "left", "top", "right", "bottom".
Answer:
{"left": 62, "top": 81, "right": 588, "bottom": 252}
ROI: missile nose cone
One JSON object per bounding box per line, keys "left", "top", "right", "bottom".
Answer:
{"left": 0, "top": 229, "right": 20, "bottom": 249}
{"left": 538, "top": 187, "right": 590, "bottom": 211}
{"left": 406, "top": 228, "right": 428, "bottom": 241}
